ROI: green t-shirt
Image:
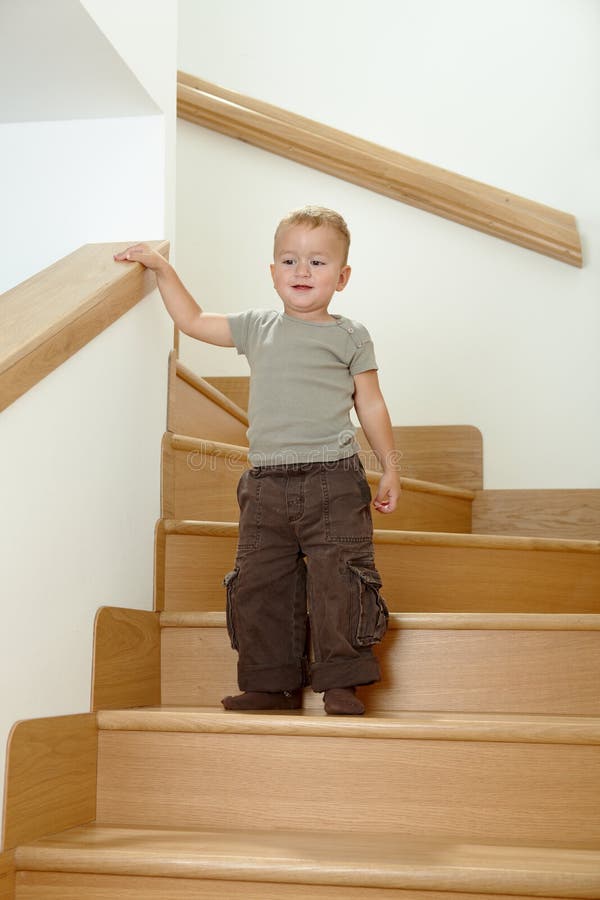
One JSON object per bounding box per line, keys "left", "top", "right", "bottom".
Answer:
{"left": 227, "top": 309, "right": 378, "bottom": 466}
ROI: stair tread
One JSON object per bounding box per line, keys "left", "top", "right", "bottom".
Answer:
{"left": 163, "top": 518, "right": 600, "bottom": 552}
{"left": 96, "top": 706, "right": 600, "bottom": 744}
{"left": 160, "top": 609, "right": 600, "bottom": 630}
{"left": 17, "top": 824, "right": 600, "bottom": 896}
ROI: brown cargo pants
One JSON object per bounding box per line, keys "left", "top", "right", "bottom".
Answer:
{"left": 224, "top": 454, "right": 389, "bottom": 694}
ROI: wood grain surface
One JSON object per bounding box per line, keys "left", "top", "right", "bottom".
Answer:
{"left": 16, "top": 825, "right": 600, "bottom": 897}
{"left": 91, "top": 607, "right": 160, "bottom": 711}
{"left": 0, "top": 241, "right": 169, "bottom": 412}
{"left": 177, "top": 73, "right": 582, "bottom": 267}
{"left": 3, "top": 714, "right": 96, "bottom": 849}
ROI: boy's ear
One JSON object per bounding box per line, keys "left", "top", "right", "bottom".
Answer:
{"left": 336, "top": 265, "right": 352, "bottom": 292}
{"left": 270, "top": 263, "right": 276, "bottom": 284}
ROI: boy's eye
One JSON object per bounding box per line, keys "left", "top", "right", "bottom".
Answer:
{"left": 282, "top": 258, "right": 295, "bottom": 265}
{"left": 310, "top": 259, "right": 325, "bottom": 266}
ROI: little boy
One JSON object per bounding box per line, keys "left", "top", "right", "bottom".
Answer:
{"left": 115, "top": 206, "right": 400, "bottom": 715}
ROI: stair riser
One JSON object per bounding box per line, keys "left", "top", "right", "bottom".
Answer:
{"left": 96, "top": 731, "right": 600, "bottom": 844}
{"left": 161, "top": 625, "right": 600, "bottom": 715}
{"left": 162, "top": 447, "right": 472, "bottom": 533}
{"left": 16, "top": 870, "right": 585, "bottom": 900}
{"left": 162, "top": 535, "right": 600, "bottom": 613}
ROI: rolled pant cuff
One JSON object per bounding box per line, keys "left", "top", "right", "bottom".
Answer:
{"left": 238, "top": 661, "right": 304, "bottom": 693}
{"left": 310, "top": 656, "right": 381, "bottom": 693}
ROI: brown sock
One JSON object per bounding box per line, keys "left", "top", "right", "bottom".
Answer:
{"left": 323, "top": 687, "right": 365, "bottom": 716}
{"left": 221, "top": 690, "right": 302, "bottom": 711}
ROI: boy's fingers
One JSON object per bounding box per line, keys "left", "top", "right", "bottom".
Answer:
{"left": 113, "top": 244, "right": 148, "bottom": 260}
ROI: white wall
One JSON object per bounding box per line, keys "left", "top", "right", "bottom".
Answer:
{"left": 176, "top": 0, "right": 600, "bottom": 489}
{"left": 0, "top": 0, "right": 177, "bottom": 828}
{"left": 80, "top": 0, "right": 178, "bottom": 242}
{"left": 0, "top": 116, "right": 165, "bottom": 294}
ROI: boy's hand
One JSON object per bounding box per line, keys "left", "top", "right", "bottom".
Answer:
{"left": 113, "top": 243, "right": 169, "bottom": 274}
{"left": 373, "top": 470, "right": 401, "bottom": 514}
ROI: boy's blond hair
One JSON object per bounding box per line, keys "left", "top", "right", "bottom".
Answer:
{"left": 274, "top": 206, "right": 351, "bottom": 265}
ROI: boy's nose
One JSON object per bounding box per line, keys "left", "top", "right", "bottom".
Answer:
{"left": 295, "top": 260, "right": 310, "bottom": 276}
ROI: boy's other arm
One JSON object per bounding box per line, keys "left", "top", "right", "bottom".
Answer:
{"left": 113, "top": 244, "right": 234, "bottom": 347}
{"left": 353, "top": 370, "right": 401, "bottom": 514}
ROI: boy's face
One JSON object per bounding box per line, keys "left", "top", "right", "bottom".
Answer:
{"left": 270, "top": 224, "right": 351, "bottom": 322}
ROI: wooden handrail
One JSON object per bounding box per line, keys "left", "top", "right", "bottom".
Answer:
{"left": 177, "top": 72, "right": 582, "bottom": 268}
{"left": 175, "top": 360, "right": 249, "bottom": 425}
{"left": 167, "top": 432, "right": 475, "bottom": 500}
{"left": 0, "top": 241, "right": 169, "bottom": 412}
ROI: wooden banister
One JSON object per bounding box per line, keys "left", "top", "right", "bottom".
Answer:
{"left": 0, "top": 240, "right": 169, "bottom": 412}
{"left": 175, "top": 360, "right": 249, "bottom": 426}
{"left": 167, "top": 432, "right": 475, "bottom": 500}
{"left": 177, "top": 72, "right": 582, "bottom": 268}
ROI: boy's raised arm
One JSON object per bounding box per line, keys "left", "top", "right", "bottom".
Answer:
{"left": 114, "top": 244, "right": 234, "bottom": 347}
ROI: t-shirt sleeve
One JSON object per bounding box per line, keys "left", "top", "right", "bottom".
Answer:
{"left": 227, "top": 310, "right": 254, "bottom": 356}
{"left": 349, "top": 327, "right": 378, "bottom": 375}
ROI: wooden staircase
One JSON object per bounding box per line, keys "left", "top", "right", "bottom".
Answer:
{"left": 3, "top": 353, "right": 600, "bottom": 899}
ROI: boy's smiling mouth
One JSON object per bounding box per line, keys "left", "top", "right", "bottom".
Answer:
{"left": 292, "top": 284, "right": 312, "bottom": 290}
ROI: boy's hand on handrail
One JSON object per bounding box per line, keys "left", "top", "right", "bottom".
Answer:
{"left": 114, "top": 243, "right": 169, "bottom": 274}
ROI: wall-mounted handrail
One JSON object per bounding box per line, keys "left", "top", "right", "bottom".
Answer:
{"left": 0, "top": 241, "right": 169, "bottom": 412}
{"left": 177, "top": 71, "right": 582, "bottom": 268}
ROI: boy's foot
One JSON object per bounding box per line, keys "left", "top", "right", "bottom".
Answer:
{"left": 221, "top": 690, "right": 302, "bottom": 711}
{"left": 323, "top": 687, "right": 365, "bottom": 716}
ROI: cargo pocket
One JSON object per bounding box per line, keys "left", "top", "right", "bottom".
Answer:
{"left": 223, "top": 568, "right": 240, "bottom": 650}
{"left": 321, "top": 463, "right": 373, "bottom": 543}
{"left": 347, "top": 562, "right": 389, "bottom": 647}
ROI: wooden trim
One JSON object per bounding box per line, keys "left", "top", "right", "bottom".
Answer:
{"left": 0, "top": 241, "right": 169, "bottom": 413}
{"left": 2, "top": 714, "right": 97, "bottom": 850}
{"left": 160, "top": 432, "right": 176, "bottom": 518}
{"left": 166, "top": 349, "right": 178, "bottom": 433}
{"left": 161, "top": 610, "right": 229, "bottom": 628}
{"left": 15, "top": 826, "right": 600, "bottom": 898}
{"left": 173, "top": 325, "right": 180, "bottom": 356}
{"left": 161, "top": 517, "right": 600, "bottom": 554}
{"left": 175, "top": 361, "right": 249, "bottom": 425}
{"left": 153, "top": 519, "right": 167, "bottom": 612}
{"left": 178, "top": 72, "right": 582, "bottom": 268}
{"left": 167, "top": 433, "right": 475, "bottom": 500}
{"left": 169, "top": 433, "right": 249, "bottom": 464}
{"left": 164, "top": 519, "right": 238, "bottom": 537}
{"left": 91, "top": 608, "right": 161, "bottom": 711}
{"left": 159, "top": 609, "right": 600, "bottom": 632}
{"left": 396, "top": 477, "right": 474, "bottom": 500}
{"left": 0, "top": 850, "right": 15, "bottom": 900}
{"left": 203, "top": 376, "right": 250, "bottom": 413}
{"left": 96, "top": 707, "right": 600, "bottom": 746}
{"left": 372, "top": 529, "right": 600, "bottom": 553}
{"left": 14, "top": 872, "right": 596, "bottom": 900}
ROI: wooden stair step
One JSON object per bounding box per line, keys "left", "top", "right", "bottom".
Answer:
{"left": 161, "top": 432, "right": 475, "bottom": 533}
{"left": 160, "top": 610, "right": 600, "bottom": 715}
{"left": 93, "top": 708, "right": 600, "bottom": 843}
{"left": 16, "top": 824, "right": 600, "bottom": 898}
{"left": 97, "top": 706, "right": 600, "bottom": 745}
{"left": 157, "top": 520, "right": 600, "bottom": 613}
